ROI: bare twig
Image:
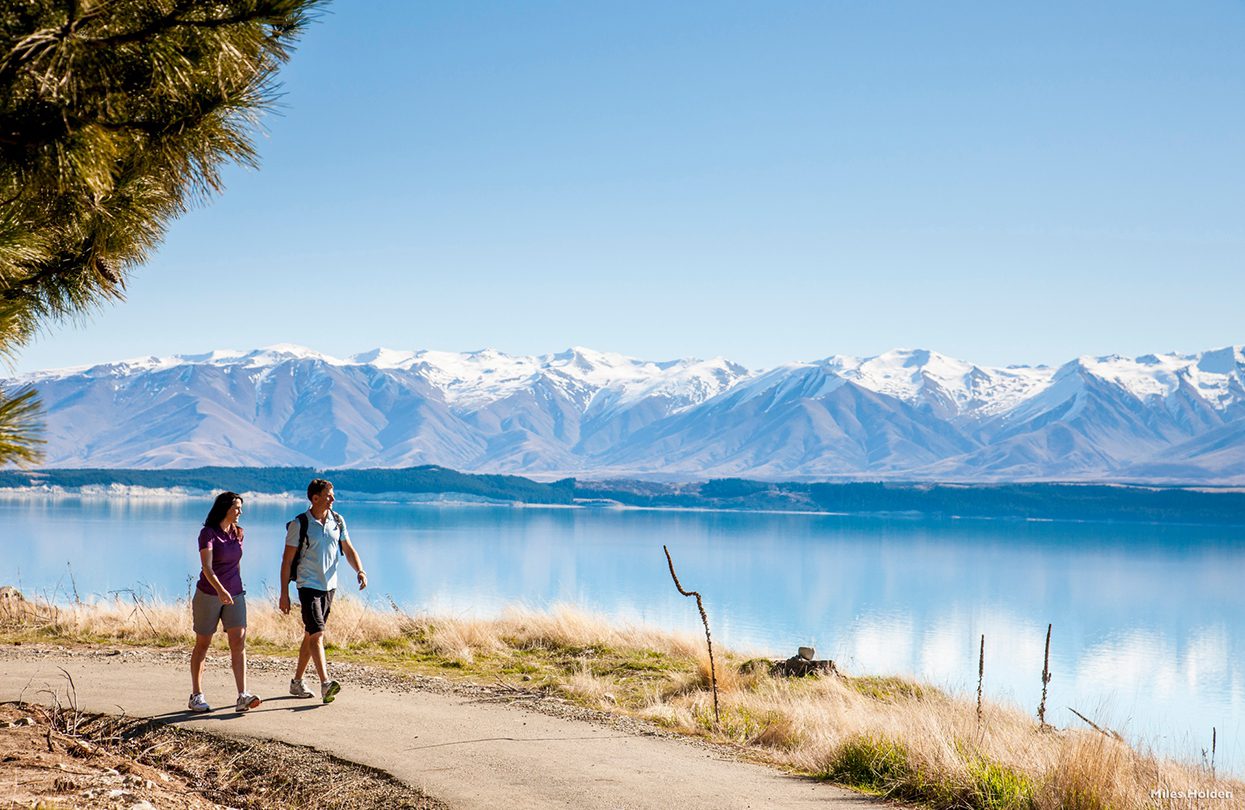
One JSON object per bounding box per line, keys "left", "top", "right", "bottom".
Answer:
{"left": 67, "top": 562, "right": 81, "bottom": 605}
{"left": 1037, "top": 623, "right": 1052, "bottom": 727}
{"left": 976, "top": 633, "right": 984, "bottom": 726}
{"left": 110, "top": 588, "right": 157, "bottom": 635}
{"left": 1068, "top": 707, "right": 1122, "bottom": 741}
{"left": 663, "top": 545, "right": 718, "bottom": 725}
{"left": 387, "top": 594, "right": 424, "bottom": 638}
{"left": 58, "top": 666, "right": 80, "bottom": 736}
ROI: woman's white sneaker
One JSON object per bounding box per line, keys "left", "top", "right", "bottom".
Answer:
{"left": 289, "top": 678, "right": 314, "bottom": 698}
{"left": 188, "top": 693, "right": 210, "bottom": 713}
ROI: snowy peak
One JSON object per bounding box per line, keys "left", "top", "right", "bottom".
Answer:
{"left": 1195, "top": 345, "right": 1245, "bottom": 375}
{"left": 12, "top": 343, "right": 1245, "bottom": 482}
{"left": 1074, "top": 348, "right": 1245, "bottom": 410}
{"left": 809, "top": 349, "right": 1051, "bottom": 417}
{"left": 584, "top": 356, "right": 751, "bottom": 418}
{"left": 21, "top": 344, "right": 1245, "bottom": 417}
{"left": 350, "top": 347, "right": 418, "bottom": 368}
{"left": 841, "top": 348, "right": 981, "bottom": 401}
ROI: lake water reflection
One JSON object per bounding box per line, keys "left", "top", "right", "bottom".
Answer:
{"left": 3, "top": 495, "right": 1242, "bottom": 772}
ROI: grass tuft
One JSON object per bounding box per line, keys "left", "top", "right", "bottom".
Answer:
{"left": 968, "top": 756, "right": 1034, "bottom": 810}
{"left": 847, "top": 674, "right": 936, "bottom": 702}
{"left": 823, "top": 735, "right": 918, "bottom": 795}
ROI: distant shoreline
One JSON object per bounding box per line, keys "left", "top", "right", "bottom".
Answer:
{"left": 2, "top": 465, "right": 1244, "bottom": 526}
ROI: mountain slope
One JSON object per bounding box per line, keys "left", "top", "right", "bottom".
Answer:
{"left": 13, "top": 344, "right": 1245, "bottom": 482}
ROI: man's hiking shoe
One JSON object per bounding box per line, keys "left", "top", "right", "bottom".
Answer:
{"left": 321, "top": 680, "right": 341, "bottom": 704}
{"left": 188, "top": 693, "right": 210, "bottom": 713}
{"left": 289, "top": 678, "right": 314, "bottom": 698}
{"left": 235, "top": 692, "right": 262, "bottom": 712}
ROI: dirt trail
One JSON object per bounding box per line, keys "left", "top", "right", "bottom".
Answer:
{"left": 2, "top": 647, "right": 878, "bottom": 810}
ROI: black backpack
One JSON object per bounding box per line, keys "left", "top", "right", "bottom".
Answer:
{"left": 288, "top": 510, "right": 346, "bottom": 581}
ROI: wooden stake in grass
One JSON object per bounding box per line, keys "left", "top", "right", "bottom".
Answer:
{"left": 1037, "top": 623, "right": 1052, "bottom": 727}
{"left": 976, "top": 633, "right": 985, "bottom": 725}
{"left": 663, "top": 544, "right": 719, "bottom": 725}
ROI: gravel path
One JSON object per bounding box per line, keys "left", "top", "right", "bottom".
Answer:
{"left": 1, "top": 644, "right": 879, "bottom": 810}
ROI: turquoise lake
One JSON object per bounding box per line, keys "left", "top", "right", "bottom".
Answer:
{"left": 3, "top": 495, "right": 1242, "bottom": 773}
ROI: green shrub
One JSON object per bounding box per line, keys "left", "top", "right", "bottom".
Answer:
{"left": 968, "top": 757, "right": 1033, "bottom": 810}
{"left": 823, "top": 735, "right": 916, "bottom": 794}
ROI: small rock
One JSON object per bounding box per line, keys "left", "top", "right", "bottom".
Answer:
{"left": 156, "top": 773, "right": 170, "bottom": 783}
{"left": 103, "top": 767, "right": 120, "bottom": 776}
{"left": 53, "top": 776, "right": 79, "bottom": 792}
{"left": 798, "top": 646, "right": 815, "bottom": 661}
{"left": 521, "top": 675, "right": 532, "bottom": 681}
{"left": 772, "top": 656, "right": 838, "bottom": 678}
{"left": 603, "top": 692, "right": 617, "bottom": 704}
{"left": 68, "top": 740, "right": 96, "bottom": 757}
{"left": 129, "top": 801, "right": 158, "bottom": 810}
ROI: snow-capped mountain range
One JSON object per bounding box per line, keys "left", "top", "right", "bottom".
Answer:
{"left": 11, "top": 344, "right": 1245, "bottom": 482}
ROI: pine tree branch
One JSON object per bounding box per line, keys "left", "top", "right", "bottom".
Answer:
{"left": 0, "top": 386, "right": 44, "bottom": 466}
{"left": 0, "top": 0, "right": 324, "bottom": 466}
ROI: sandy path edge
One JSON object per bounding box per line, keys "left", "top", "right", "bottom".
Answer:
{"left": 1, "top": 646, "right": 881, "bottom": 810}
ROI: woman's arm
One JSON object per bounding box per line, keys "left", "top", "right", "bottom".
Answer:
{"left": 199, "top": 546, "right": 234, "bottom": 605}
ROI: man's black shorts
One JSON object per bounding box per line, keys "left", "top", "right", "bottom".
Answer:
{"left": 297, "top": 587, "right": 335, "bottom": 634}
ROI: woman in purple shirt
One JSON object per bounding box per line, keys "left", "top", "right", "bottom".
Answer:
{"left": 188, "top": 491, "right": 262, "bottom": 713}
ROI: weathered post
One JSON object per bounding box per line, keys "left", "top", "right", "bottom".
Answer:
{"left": 663, "top": 545, "right": 719, "bottom": 725}
{"left": 1037, "top": 623, "right": 1052, "bottom": 727}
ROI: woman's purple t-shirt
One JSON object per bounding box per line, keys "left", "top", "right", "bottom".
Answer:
{"left": 196, "top": 526, "right": 244, "bottom": 597}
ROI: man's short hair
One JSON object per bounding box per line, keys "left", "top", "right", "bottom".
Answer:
{"left": 307, "top": 478, "right": 333, "bottom": 500}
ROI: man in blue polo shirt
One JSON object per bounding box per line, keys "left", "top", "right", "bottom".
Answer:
{"left": 278, "top": 478, "right": 368, "bottom": 703}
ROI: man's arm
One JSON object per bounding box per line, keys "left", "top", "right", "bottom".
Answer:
{"left": 279, "top": 543, "right": 298, "bottom": 614}
{"left": 340, "top": 538, "right": 367, "bottom": 591}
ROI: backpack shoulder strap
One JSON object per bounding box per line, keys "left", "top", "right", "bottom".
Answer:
{"left": 331, "top": 510, "right": 346, "bottom": 549}
{"left": 287, "top": 513, "right": 310, "bottom": 584}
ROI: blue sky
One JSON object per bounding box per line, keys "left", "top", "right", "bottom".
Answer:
{"left": 16, "top": 1, "right": 1245, "bottom": 372}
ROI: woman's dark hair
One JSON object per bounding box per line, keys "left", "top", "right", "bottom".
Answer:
{"left": 204, "top": 491, "right": 243, "bottom": 530}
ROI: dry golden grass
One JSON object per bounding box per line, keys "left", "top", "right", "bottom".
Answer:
{"left": 2, "top": 588, "right": 1239, "bottom": 810}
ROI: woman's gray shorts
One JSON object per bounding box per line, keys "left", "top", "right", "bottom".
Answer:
{"left": 191, "top": 589, "right": 247, "bottom": 636}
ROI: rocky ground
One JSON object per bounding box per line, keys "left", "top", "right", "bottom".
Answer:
{"left": 1, "top": 701, "right": 218, "bottom": 809}
{"left": 1, "top": 680, "right": 446, "bottom": 810}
